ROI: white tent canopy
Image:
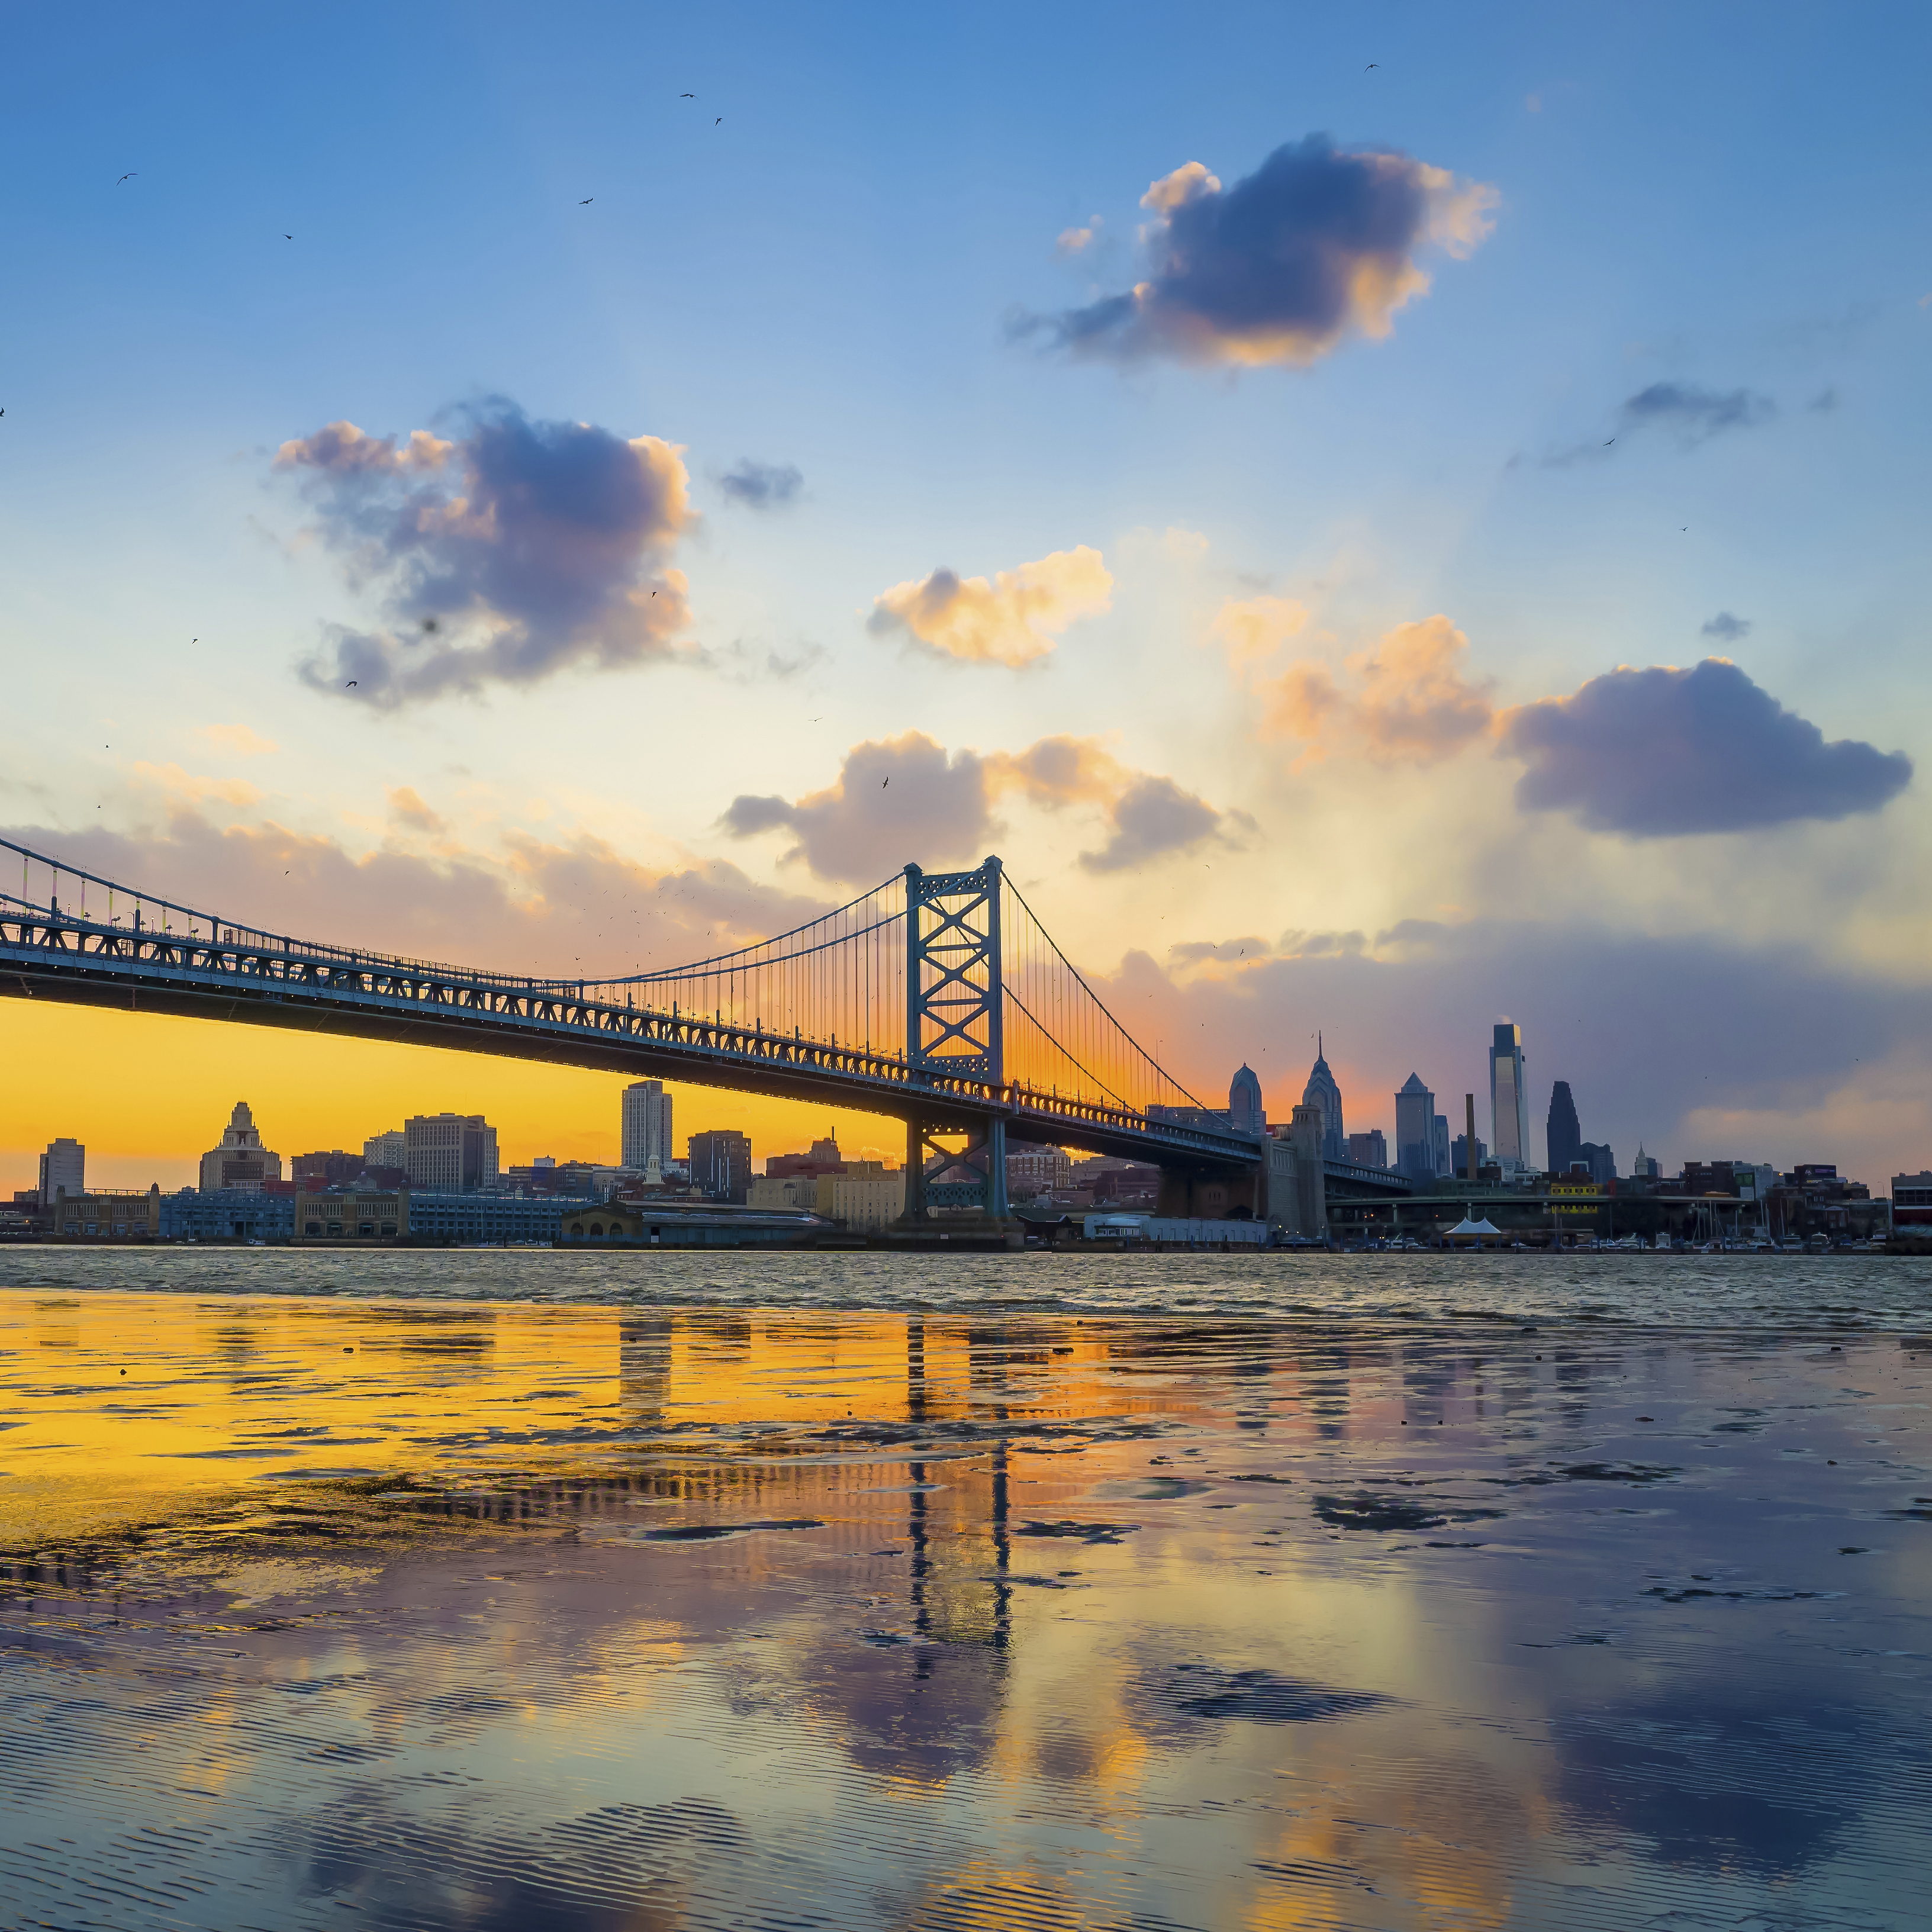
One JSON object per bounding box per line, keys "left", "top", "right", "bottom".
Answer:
{"left": 1447, "top": 1216, "right": 1503, "bottom": 1238}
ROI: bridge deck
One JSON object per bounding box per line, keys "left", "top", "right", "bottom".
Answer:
{"left": 0, "top": 905, "right": 1264, "bottom": 1170}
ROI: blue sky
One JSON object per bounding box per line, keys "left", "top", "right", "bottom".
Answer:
{"left": 4, "top": 2, "right": 1930, "bottom": 1184}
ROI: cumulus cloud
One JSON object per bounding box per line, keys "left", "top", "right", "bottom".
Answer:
{"left": 1056, "top": 217, "right": 1103, "bottom": 258}
{"left": 1701, "top": 611, "right": 1751, "bottom": 641}
{"left": 1015, "top": 134, "right": 1496, "bottom": 368}
{"left": 867, "top": 546, "right": 1112, "bottom": 668}
{"left": 1079, "top": 775, "right": 1254, "bottom": 872}
{"left": 1619, "top": 381, "right": 1775, "bottom": 445}
{"left": 1499, "top": 659, "right": 1912, "bottom": 835}
{"left": 1210, "top": 593, "right": 1309, "bottom": 671}
{"left": 278, "top": 399, "right": 693, "bottom": 708}
{"left": 720, "top": 731, "right": 1247, "bottom": 883}
{"left": 719, "top": 459, "right": 803, "bottom": 510}
{"left": 1257, "top": 615, "right": 1494, "bottom": 764}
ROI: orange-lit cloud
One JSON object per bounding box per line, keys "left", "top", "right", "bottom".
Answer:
{"left": 1210, "top": 593, "right": 1310, "bottom": 672}
{"left": 1257, "top": 615, "right": 1495, "bottom": 765}
{"left": 128, "top": 761, "right": 266, "bottom": 808}
{"left": 722, "top": 730, "right": 1247, "bottom": 882}
{"left": 867, "top": 546, "right": 1112, "bottom": 667}
{"left": 196, "top": 723, "right": 279, "bottom": 756}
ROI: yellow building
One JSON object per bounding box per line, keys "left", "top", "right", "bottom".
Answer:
{"left": 52, "top": 1187, "right": 161, "bottom": 1240}
{"left": 748, "top": 1174, "right": 817, "bottom": 1212}
{"left": 295, "top": 1190, "right": 407, "bottom": 1242}
{"left": 819, "top": 1162, "right": 906, "bottom": 1232}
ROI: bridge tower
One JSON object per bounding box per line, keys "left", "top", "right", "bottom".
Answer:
{"left": 898, "top": 856, "right": 1015, "bottom": 1237}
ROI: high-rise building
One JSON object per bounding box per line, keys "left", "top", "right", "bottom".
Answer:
{"left": 291, "top": 1151, "right": 363, "bottom": 1187}
{"left": 37, "top": 1137, "right": 84, "bottom": 1206}
{"left": 404, "top": 1114, "right": 498, "bottom": 1192}
{"left": 1577, "top": 1141, "right": 1617, "bottom": 1185}
{"left": 363, "top": 1129, "right": 407, "bottom": 1170}
{"left": 1301, "top": 1037, "right": 1346, "bottom": 1161}
{"left": 687, "top": 1129, "right": 752, "bottom": 1203}
{"left": 1546, "top": 1081, "right": 1582, "bottom": 1177}
{"left": 1490, "top": 1023, "right": 1530, "bottom": 1168}
{"left": 1431, "top": 1113, "right": 1451, "bottom": 1178}
{"left": 1395, "top": 1074, "right": 1437, "bottom": 1180}
{"left": 1631, "top": 1145, "right": 1662, "bottom": 1181}
{"left": 621, "top": 1081, "right": 673, "bottom": 1173}
{"left": 197, "top": 1102, "right": 282, "bottom": 1193}
{"left": 1228, "top": 1064, "right": 1265, "bottom": 1134}
{"left": 1346, "top": 1129, "right": 1388, "bottom": 1168}
{"left": 1451, "top": 1132, "right": 1487, "bottom": 1174}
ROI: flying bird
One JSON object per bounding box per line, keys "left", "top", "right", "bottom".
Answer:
{"left": 1603, "top": 438, "right": 1615, "bottom": 446}
{"left": 579, "top": 197, "right": 593, "bottom": 204}
{"left": 1364, "top": 62, "right": 1379, "bottom": 70}
{"left": 716, "top": 117, "right": 723, "bottom": 125}
{"left": 346, "top": 679, "right": 357, "bottom": 687}
{"left": 680, "top": 92, "right": 694, "bottom": 98}
{"left": 117, "top": 172, "right": 136, "bottom": 183}
{"left": 283, "top": 234, "right": 292, "bottom": 240}
{"left": 882, "top": 777, "right": 890, "bottom": 788}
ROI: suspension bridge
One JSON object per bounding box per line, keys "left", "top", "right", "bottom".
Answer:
{"left": 1, "top": 840, "right": 1377, "bottom": 1230}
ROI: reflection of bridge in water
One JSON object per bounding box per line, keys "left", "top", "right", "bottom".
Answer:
{"left": 1, "top": 838, "right": 1406, "bottom": 1228}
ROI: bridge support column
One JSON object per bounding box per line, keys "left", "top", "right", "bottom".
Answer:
{"left": 894, "top": 1111, "right": 1019, "bottom": 1246}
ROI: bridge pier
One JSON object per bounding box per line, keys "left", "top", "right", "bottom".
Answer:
{"left": 893, "top": 1110, "right": 1023, "bottom": 1247}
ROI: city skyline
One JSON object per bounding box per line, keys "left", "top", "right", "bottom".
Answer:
{"left": 4, "top": 8, "right": 1930, "bottom": 1189}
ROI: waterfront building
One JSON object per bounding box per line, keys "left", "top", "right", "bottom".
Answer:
{"left": 37, "top": 1137, "right": 83, "bottom": 1206}
{"left": 559, "top": 1200, "right": 821, "bottom": 1248}
{"left": 51, "top": 1186, "right": 160, "bottom": 1240}
{"left": 1631, "top": 1145, "right": 1663, "bottom": 1181}
{"left": 404, "top": 1114, "right": 498, "bottom": 1193}
{"left": 295, "top": 1190, "right": 407, "bottom": 1242}
{"left": 160, "top": 1188, "right": 294, "bottom": 1242}
{"left": 819, "top": 1163, "right": 906, "bottom": 1232}
{"left": 1228, "top": 1064, "right": 1265, "bottom": 1134}
{"left": 621, "top": 1081, "right": 674, "bottom": 1174}
{"left": 1892, "top": 1171, "right": 1932, "bottom": 1229}
{"left": 1300, "top": 1038, "right": 1346, "bottom": 1161}
{"left": 363, "top": 1128, "right": 406, "bottom": 1169}
{"left": 1547, "top": 1082, "right": 1582, "bottom": 1177}
{"left": 1450, "top": 1131, "right": 1487, "bottom": 1174}
{"left": 1489, "top": 1024, "right": 1531, "bottom": 1168}
{"left": 687, "top": 1129, "right": 752, "bottom": 1203}
{"left": 1394, "top": 1074, "right": 1437, "bottom": 1181}
{"left": 1346, "top": 1129, "right": 1389, "bottom": 1168}
{"left": 406, "top": 1192, "right": 598, "bottom": 1245}
{"left": 197, "top": 1102, "right": 282, "bottom": 1193}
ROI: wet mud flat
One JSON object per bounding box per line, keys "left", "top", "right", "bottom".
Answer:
{"left": 1, "top": 1292, "right": 1928, "bottom": 1930}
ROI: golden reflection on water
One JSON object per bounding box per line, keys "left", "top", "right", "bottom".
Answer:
{"left": 1, "top": 1289, "right": 1927, "bottom": 1931}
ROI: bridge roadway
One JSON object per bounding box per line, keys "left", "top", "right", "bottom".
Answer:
{"left": 0, "top": 900, "right": 1269, "bottom": 1173}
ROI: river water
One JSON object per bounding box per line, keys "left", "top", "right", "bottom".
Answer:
{"left": 1, "top": 1254, "right": 1927, "bottom": 1929}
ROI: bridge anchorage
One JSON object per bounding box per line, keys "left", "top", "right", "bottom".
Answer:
{"left": 0, "top": 838, "right": 1356, "bottom": 1245}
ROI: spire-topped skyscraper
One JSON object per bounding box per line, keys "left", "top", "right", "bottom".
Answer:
{"left": 1301, "top": 1035, "right": 1345, "bottom": 1161}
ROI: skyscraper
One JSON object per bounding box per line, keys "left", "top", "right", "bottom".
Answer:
{"left": 688, "top": 1129, "right": 752, "bottom": 1203}
{"left": 37, "top": 1138, "right": 83, "bottom": 1206}
{"left": 1490, "top": 1023, "right": 1530, "bottom": 1168}
{"left": 1301, "top": 1036, "right": 1345, "bottom": 1161}
{"left": 1228, "top": 1064, "right": 1265, "bottom": 1134}
{"left": 1395, "top": 1074, "right": 1436, "bottom": 1180}
{"left": 1546, "top": 1081, "right": 1582, "bottom": 1176}
{"left": 622, "top": 1080, "right": 673, "bottom": 1174}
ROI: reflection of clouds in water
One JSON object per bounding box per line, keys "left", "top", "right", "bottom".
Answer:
{"left": 2, "top": 1303, "right": 1927, "bottom": 1928}
{"left": 1554, "top": 1690, "right": 1874, "bottom": 1878}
